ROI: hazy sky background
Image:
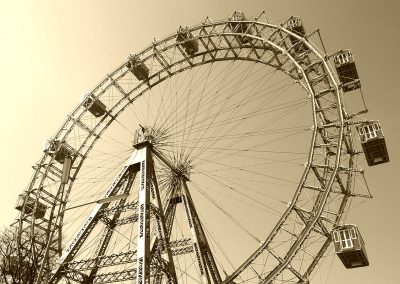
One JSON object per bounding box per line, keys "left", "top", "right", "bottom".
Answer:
{"left": 0, "top": 1, "right": 399, "bottom": 283}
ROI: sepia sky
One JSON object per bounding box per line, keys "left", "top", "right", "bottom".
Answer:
{"left": 0, "top": 1, "right": 399, "bottom": 283}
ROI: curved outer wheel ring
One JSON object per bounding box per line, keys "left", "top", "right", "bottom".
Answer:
{"left": 17, "top": 13, "right": 357, "bottom": 284}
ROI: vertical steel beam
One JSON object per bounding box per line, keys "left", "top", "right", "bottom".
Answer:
{"left": 182, "top": 179, "right": 222, "bottom": 283}
{"left": 136, "top": 146, "right": 151, "bottom": 284}
{"left": 152, "top": 148, "right": 221, "bottom": 284}
{"left": 149, "top": 156, "right": 177, "bottom": 284}
{"left": 137, "top": 143, "right": 177, "bottom": 284}
{"left": 181, "top": 183, "right": 211, "bottom": 284}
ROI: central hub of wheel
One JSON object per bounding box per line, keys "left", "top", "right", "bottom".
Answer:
{"left": 133, "top": 125, "right": 169, "bottom": 147}
{"left": 166, "top": 158, "right": 192, "bottom": 204}
{"left": 134, "top": 125, "right": 156, "bottom": 145}
{"left": 133, "top": 125, "right": 192, "bottom": 181}
{"left": 172, "top": 159, "right": 192, "bottom": 182}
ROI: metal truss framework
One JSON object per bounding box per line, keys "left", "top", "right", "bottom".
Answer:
{"left": 43, "top": 141, "right": 222, "bottom": 284}
{"left": 13, "top": 11, "right": 371, "bottom": 284}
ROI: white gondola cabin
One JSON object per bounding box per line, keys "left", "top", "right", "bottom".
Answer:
{"left": 228, "top": 11, "right": 252, "bottom": 44}
{"left": 285, "top": 16, "right": 309, "bottom": 53}
{"left": 127, "top": 55, "right": 149, "bottom": 81}
{"left": 177, "top": 27, "right": 199, "bottom": 56}
{"left": 357, "top": 121, "right": 389, "bottom": 166}
{"left": 44, "top": 140, "right": 75, "bottom": 164}
{"left": 333, "top": 50, "right": 361, "bottom": 92}
{"left": 331, "top": 224, "right": 369, "bottom": 269}
{"left": 15, "top": 194, "right": 47, "bottom": 219}
{"left": 81, "top": 93, "right": 107, "bottom": 117}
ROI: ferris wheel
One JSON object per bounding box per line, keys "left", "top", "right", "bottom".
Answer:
{"left": 10, "top": 11, "right": 389, "bottom": 284}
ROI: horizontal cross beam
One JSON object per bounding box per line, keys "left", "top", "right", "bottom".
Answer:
{"left": 63, "top": 239, "right": 193, "bottom": 272}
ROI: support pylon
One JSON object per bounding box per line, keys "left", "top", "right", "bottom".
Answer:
{"left": 135, "top": 141, "right": 177, "bottom": 284}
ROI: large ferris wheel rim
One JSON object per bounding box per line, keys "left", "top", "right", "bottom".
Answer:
{"left": 41, "top": 17, "right": 343, "bottom": 187}
{"left": 19, "top": 12, "right": 351, "bottom": 283}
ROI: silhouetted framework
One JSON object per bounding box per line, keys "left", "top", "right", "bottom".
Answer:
{"left": 9, "top": 11, "right": 389, "bottom": 284}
